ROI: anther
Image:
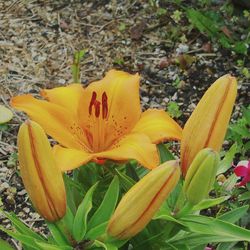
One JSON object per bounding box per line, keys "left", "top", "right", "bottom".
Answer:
{"left": 102, "top": 92, "right": 108, "bottom": 119}
{"left": 89, "top": 91, "right": 97, "bottom": 115}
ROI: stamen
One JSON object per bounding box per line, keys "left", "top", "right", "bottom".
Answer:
{"left": 89, "top": 91, "right": 97, "bottom": 115}
{"left": 102, "top": 92, "right": 108, "bottom": 119}
{"left": 94, "top": 100, "right": 101, "bottom": 118}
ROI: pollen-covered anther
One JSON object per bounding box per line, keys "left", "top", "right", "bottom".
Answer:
{"left": 89, "top": 91, "right": 97, "bottom": 115}
{"left": 102, "top": 92, "right": 108, "bottom": 119}
{"left": 89, "top": 91, "right": 108, "bottom": 119}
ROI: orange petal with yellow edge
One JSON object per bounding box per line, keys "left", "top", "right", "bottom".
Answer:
{"left": 95, "top": 133, "right": 159, "bottom": 169}
{"left": 11, "top": 95, "right": 86, "bottom": 150}
{"left": 53, "top": 145, "right": 93, "bottom": 171}
{"left": 41, "top": 84, "right": 84, "bottom": 115}
{"left": 181, "top": 74, "right": 237, "bottom": 176}
{"left": 132, "top": 109, "right": 182, "bottom": 144}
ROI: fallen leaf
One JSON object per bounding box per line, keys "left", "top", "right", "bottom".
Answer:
{"left": 0, "top": 105, "right": 13, "bottom": 124}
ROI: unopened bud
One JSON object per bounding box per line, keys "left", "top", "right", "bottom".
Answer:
{"left": 181, "top": 74, "right": 237, "bottom": 176}
{"left": 17, "top": 120, "right": 66, "bottom": 221}
{"left": 107, "top": 160, "right": 180, "bottom": 239}
{"left": 183, "top": 148, "right": 219, "bottom": 205}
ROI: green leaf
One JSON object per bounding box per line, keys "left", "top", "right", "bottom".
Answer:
{"left": 47, "top": 221, "right": 71, "bottom": 246}
{"left": 35, "top": 241, "right": 73, "bottom": 250}
{"left": 0, "top": 239, "right": 14, "bottom": 250}
{"left": 85, "top": 222, "right": 108, "bottom": 240}
{"left": 126, "top": 163, "right": 139, "bottom": 182}
{"left": 115, "top": 169, "right": 135, "bottom": 191}
{"left": 157, "top": 144, "right": 175, "bottom": 163}
{"left": 217, "top": 143, "right": 239, "bottom": 174}
{"left": 180, "top": 214, "right": 250, "bottom": 242}
{"left": 62, "top": 207, "right": 74, "bottom": 236}
{"left": 217, "top": 242, "right": 237, "bottom": 250}
{"left": 0, "top": 225, "right": 39, "bottom": 250}
{"left": 239, "top": 191, "right": 250, "bottom": 201}
{"left": 218, "top": 205, "right": 249, "bottom": 223}
{"left": 88, "top": 176, "right": 119, "bottom": 230}
{"left": 0, "top": 208, "right": 45, "bottom": 242}
{"left": 153, "top": 213, "right": 186, "bottom": 227}
{"left": 221, "top": 173, "right": 238, "bottom": 192}
{"left": 93, "top": 240, "right": 118, "bottom": 250}
{"left": 73, "top": 182, "right": 98, "bottom": 241}
{"left": 192, "top": 196, "right": 230, "bottom": 211}
{"left": 168, "top": 233, "right": 240, "bottom": 247}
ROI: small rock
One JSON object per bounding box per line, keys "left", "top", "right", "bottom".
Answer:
{"left": 23, "top": 207, "right": 30, "bottom": 214}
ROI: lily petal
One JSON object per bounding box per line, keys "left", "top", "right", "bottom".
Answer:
{"left": 78, "top": 70, "right": 142, "bottom": 150}
{"left": 11, "top": 95, "right": 86, "bottom": 150}
{"left": 41, "top": 84, "right": 84, "bottom": 115}
{"left": 53, "top": 145, "right": 93, "bottom": 171}
{"left": 132, "top": 109, "right": 182, "bottom": 143}
{"left": 95, "top": 133, "right": 159, "bottom": 169}
{"left": 234, "top": 166, "right": 248, "bottom": 177}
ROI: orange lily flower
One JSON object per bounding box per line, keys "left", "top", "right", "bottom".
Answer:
{"left": 11, "top": 70, "right": 182, "bottom": 171}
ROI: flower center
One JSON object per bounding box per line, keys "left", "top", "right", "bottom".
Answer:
{"left": 87, "top": 91, "right": 109, "bottom": 152}
{"left": 89, "top": 91, "right": 108, "bottom": 119}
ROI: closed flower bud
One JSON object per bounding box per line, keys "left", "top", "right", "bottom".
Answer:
{"left": 107, "top": 160, "right": 180, "bottom": 239}
{"left": 183, "top": 148, "right": 219, "bottom": 205}
{"left": 181, "top": 74, "right": 237, "bottom": 176}
{"left": 17, "top": 120, "right": 66, "bottom": 221}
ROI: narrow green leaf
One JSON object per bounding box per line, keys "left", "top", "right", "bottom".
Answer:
{"left": 218, "top": 205, "right": 249, "bottom": 223}
{"left": 73, "top": 182, "right": 98, "bottom": 241}
{"left": 168, "top": 232, "right": 247, "bottom": 246}
{"left": 157, "top": 144, "right": 175, "bottom": 163}
{"left": 0, "top": 225, "right": 39, "bottom": 250}
{"left": 35, "top": 241, "right": 73, "bottom": 250}
{"left": 93, "top": 240, "right": 118, "bottom": 250}
{"left": 62, "top": 207, "right": 74, "bottom": 235}
{"left": 0, "top": 208, "right": 45, "bottom": 242}
{"left": 47, "top": 221, "right": 71, "bottom": 246}
{"left": 239, "top": 191, "right": 250, "bottom": 201}
{"left": 192, "top": 196, "right": 230, "bottom": 211}
{"left": 115, "top": 169, "right": 135, "bottom": 191}
{"left": 153, "top": 214, "right": 186, "bottom": 227}
{"left": 0, "top": 239, "right": 14, "bottom": 250}
{"left": 180, "top": 215, "right": 250, "bottom": 242}
{"left": 217, "top": 242, "right": 237, "bottom": 250}
{"left": 85, "top": 222, "right": 108, "bottom": 240}
{"left": 88, "top": 176, "right": 119, "bottom": 230}
{"left": 217, "top": 143, "right": 239, "bottom": 175}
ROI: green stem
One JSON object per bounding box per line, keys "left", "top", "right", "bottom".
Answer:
{"left": 175, "top": 202, "right": 193, "bottom": 218}
{"left": 54, "top": 219, "right": 76, "bottom": 246}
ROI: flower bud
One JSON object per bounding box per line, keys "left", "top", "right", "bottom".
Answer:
{"left": 17, "top": 120, "right": 66, "bottom": 221}
{"left": 107, "top": 160, "right": 180, "bottom": 239}
{"left": 183, "top": 148, "right": 219, "bottom": 205}
{"left": 181, "top": 74, "right": 237, "bottom": 176}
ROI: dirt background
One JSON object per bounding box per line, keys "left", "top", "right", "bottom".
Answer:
{"left": 0, "top": 0, "right": 249, "bottom": 249}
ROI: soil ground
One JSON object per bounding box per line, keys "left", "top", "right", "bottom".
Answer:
{"left": 0, "top": 0, "right": 249, "bottom": 249}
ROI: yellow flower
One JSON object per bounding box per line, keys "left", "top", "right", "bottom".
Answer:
{"left": 181, "top": 74, "right": 237, "bottom": 176}
{"left": 17, "top": 120, "right": 66, "bottom": 221}
{"left": 107, "top": 160, "right": 180, "bottom": 239}
{"left": 11, "top": 70, "right": 182, "bottom": 171}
